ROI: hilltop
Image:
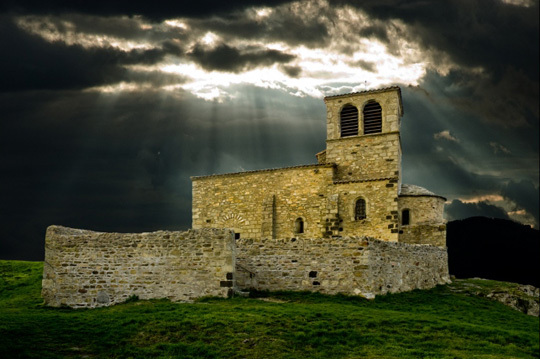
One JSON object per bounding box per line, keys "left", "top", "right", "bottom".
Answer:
{"left": 447, "top": 217, "right": 539, "bottom": 287}
{"left": 0, "top": 260, "right": 538, "bottom": 359}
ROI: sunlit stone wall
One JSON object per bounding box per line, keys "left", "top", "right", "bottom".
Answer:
{"left": 398, "top": 224, "right": 446, "bottom": 247}
{"left": 192, "top": 164, "right": 333, "bottom": 239}
{"left": 192, "top": 166, "right": 400, "bottom": 241}
{"left": 398, "top": 195, "right": 446, "bottom": 224}
{"left": 42, "top": 226, "right": 235, "bottom": 308}
{"left": 398, "top": 195, "right": 447, "bottom": 246}
{"left": 235, "top": 237, "right": 450, "bottom": 298}
{"left": 324, "top": 87, "right": 403, "bottom": 182}
{"left": 41, "top": 226, "right": 449, "bottom": 307}
{"left": 192, "top": 87, "right": 408, "bottom": 242}
{"left": 325, "top": 133, "right": 402, "bottom": 182}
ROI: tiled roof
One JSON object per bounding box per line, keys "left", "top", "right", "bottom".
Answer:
{"left": 323, "top": 86, "right": 401, "bottom": 99}
{"left": 400, "top": 184, "right": 446, "bottom": 200}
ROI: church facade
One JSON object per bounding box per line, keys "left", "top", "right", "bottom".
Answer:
{"left": 192, "top": 87, "right": 447, "bottom": 247}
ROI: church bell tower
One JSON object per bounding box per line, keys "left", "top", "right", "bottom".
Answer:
{"left": 323, "top": 87, "right": 403, "bottom": 184}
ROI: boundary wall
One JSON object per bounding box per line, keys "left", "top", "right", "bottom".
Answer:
{"left": 42, "top": 226, "right": 235, "bottom": 308}
{"left": 42, "top": 227, "right": 449, "bottom": 307}
{"left": 236, "top": 237, "right": 449, "bottom": 298}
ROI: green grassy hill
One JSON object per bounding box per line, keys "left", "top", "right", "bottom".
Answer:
{"left": 0, "top": 260, "right": 538, "bottom": 359}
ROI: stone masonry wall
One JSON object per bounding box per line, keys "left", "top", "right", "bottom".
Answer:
{"left": 192, "top": 165, "right": 336, "bottom": 239}
{"left": 323, "top": 87, "right": 402, "bottom": 182}
{"left": 42, "top": 226, "right": 235, "bottom": 308}
{"left": 192, "top": 88, "right": 406, "bottom": 241}
{"left": 398, "top": 196, "right": 446, "bottom": 246}
{"left": 235, "top": 237, "right": 450, "bottom": 298}
{"left": 365, "top": 239, "right": 450, "bottom": 295}
{"left": 193, "top": 167, "right": 400, "bottom": 241}
{"left": 398, "top": 196, "right": 445, "bottom": 224}
{"left": 334, "top": 180, "right": 400, "bottom": 241}
{"left": 325, "top": 132, "right": 401, "bottom": 182}
{"left": 399, "top": 224, "right": 446, "bottom": 247}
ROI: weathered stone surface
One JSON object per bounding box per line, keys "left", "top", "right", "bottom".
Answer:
{"left": 192, "top": 164, "right": 338, "bottom": 239}
{"left": 235, "top": 236, "right": 450, "bottom": 298}
{"left": 42, "top": 227, "right": 450, "bottom": 306}
{"left": 449, "top": 279, "right": 539, "bottom": 316}
{"left": 398, "top": 223, "right": 447, "bottom": 247}
{"left": 42, "top": 226, "right": 235, "bottom": 308}
{"left": 397, "top": 190, "right": 447, "bottom": 247}
{"left": 485, "top": 285, "right": 540, "bottom": 316}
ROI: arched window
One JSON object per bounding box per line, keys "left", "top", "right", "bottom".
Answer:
{"left": 340, "top": 105, "right": 358, "bottom": 137}
{"left": 363, "top": 101, "right": 382, "bottom": 134}
{"left": 355, "top": 198, "right": 366, "bottom": 220}
{"left": 401, "top": 209, "right": 410, "bottom": 226}
{"left": 294, "top": 218, "right": 304, "bottom": 234}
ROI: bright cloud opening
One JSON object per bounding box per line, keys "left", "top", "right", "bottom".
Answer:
{"left": 13, "top": 0, "right": 452, "bottom": 101}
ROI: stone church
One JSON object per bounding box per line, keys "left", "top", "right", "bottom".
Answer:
{"left": 42, "top": 86, "right": 451, "bottom": 308}
{"left": 192, "top": 86, "right": 447, "bottom": 247}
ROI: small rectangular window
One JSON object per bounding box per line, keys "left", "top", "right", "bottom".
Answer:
{"left": 401, "top": 209, "right": 410, "bottom": 226}
{"left": 355, "top": 199, "right": 366, "bottom": 220}
{"left": 295, "top": 218, "right": 304, "bottom": 234}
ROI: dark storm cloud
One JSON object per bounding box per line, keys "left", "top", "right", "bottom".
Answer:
{"left": 194, "top": 5, "right": 330, "bottom": 48}
{"left": 24, "top": 13, "right": 151, "bottom": 40}
{"left": 187, "top": 43, "right": 295, "bottom": 73}
{"left": 0, "top": 0, "right": 537, "bottom": 260}
{"left": 0, "top": 0, "right": 295, "bottom": 20}
{"left": 0, "top": 17, "right": 182, "bottom": 91}
{"left": 501, "top": 180, "right": 540, "bottom": 226}
{"left": 341, "top": 0, "right": 539, "bottom": 127}
{"left": 358, "top": 24, "right": 389, "bottom": 43}
{"left": 0, "top": 85, "right": 221, "bottom": 256}
{"left": 445, "top": 200, "right": 511, "bottom": 222}
{"left": 0, "top": 84, "right": 324, "bottom": 260}
{"left": 125, "top": 69, "right": 189, "bottom": 87}
{"left": 401, "top": 82, "right": 538, "bottom": 226}
{"left": 342, "top": 0, "right": 538, "bottom": 75}
{"left": 401, "top": 88, "right": 500, "bottom": 189}
{"left": 17, "top": 13, "right": 193, "bottom": 47}
{"left": 423, "top": 67, "right": 538, "bottom": 129}
{"left": 352, "top": 60, "right": 376, "bottom": 72}
{"left": 0, "top": 89, "right": 196, "bottom": 260}
{"left": 280, "top": 65, "right": 303, "bottom": 78}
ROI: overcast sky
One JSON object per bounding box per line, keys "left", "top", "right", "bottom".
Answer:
{"left": 1, "top": 0, "right": 538, "bottom": 260}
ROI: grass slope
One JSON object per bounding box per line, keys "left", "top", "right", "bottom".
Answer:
{"left": 0, "top": 260, "right": 538, "bottom": 359}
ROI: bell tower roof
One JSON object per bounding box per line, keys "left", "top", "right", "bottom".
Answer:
{"left": 324, "top": 86, "right": 403, "bottom": 116}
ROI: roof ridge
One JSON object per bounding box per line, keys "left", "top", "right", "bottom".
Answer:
{"left": 191, "top": 163, "right": 335, "bottom": 180}
{"left": 323, "top": 86, "right": 401, "bottom": 100}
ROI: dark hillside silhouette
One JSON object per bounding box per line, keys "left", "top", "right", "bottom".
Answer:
{"left": 446, "top": 217, "right": 539, "bottom": 287}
